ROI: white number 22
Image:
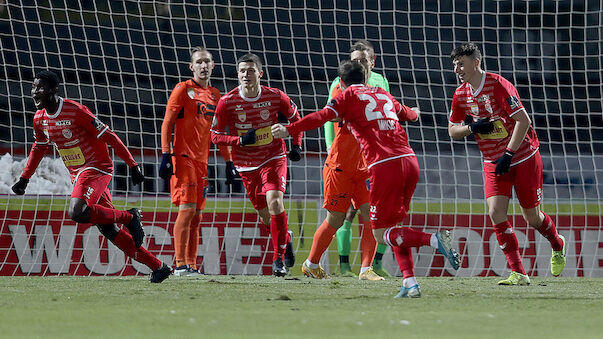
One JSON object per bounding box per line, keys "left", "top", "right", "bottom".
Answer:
{"left": 358, "top": 93, "right": 398, "bottom": 121}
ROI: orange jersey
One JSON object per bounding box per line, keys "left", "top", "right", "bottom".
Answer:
{"left": 325, "top": 82, "right": 367, "bottom": 173}
{"left": 162, "top": 79, "right": 229, "bottom": 163}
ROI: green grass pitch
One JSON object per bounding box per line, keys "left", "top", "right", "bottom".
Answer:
{"left": 0, "top": 276, "right": 600, "bottom": 338}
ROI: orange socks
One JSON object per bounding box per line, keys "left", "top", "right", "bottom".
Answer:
{"left": 360, "top": 219, "right": 377, "bottom": 267}
{"left": 308, "top": 220, "right": 337, "bottom": 264}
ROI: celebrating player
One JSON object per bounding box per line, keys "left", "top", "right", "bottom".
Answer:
{"left": 448, "top": 43, "right": 566, "bottom": 285}
{"left": 160, "top": 47, "right": 234, "bottom": 276}
{"left": 210, "top": 53, "right": 300, "bottom": 276}
{"left": 12, "top": 70, "right": 171, "bottom": 283}
{"left": 272, "top": 60, "right": 461, "bottom": 297}
{"left": 324, "top": 40, "right": 396, "bottom": 278}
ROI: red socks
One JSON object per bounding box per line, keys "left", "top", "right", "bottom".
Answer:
{"left": 384, "top": 227, "right": 431, "bottom": 248}
{"left": 493, "top": 221, "right": 526, "bottom": 275}
{"left": 88, "top": 204, "right": 132, "bottom": 225}
{"left": 112, "top": 229, "right": 161, "bottom": 271}
{"left": 535, "top": 213, "right": 563, "bottom": 251}
{"left": 393, "top": 246, "right": 415, "bottom": 278}
{"left": 308, "top": 220, "right": 337, "bottom": 264}
{"left": 270, "top": 212, "right": 288, "bottom": 261}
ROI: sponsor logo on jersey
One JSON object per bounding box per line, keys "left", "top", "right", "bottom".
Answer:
{"left": 477, "top": 94, "right": 489, "bottom": 102}
{"left": 58, "top": 147, "right": 85, "bottom": 166}
{"left": 506, "top": 96, "right": 521, "bottom": 109}
{"left": 253, "top": 101, "right": 271, "bottom": 108}
{"left": 64, "top": 139, "right": 80, "bottom": 147}
{"left": 238, "top": 112, "right": 246, "bottom": 122}
{"left": 187, "top": 88, "right": 195, "bottom": 99}
{"left": 235, "top": 105, "right": 243, "bottom": 111}
{"left": 55, "top": 120, "right": 72, "bottom": 126}
{"left": 83, "top": 186, "right": 94, "bottom": 200}
{"left": 62, "top": 128, "right": 73, "bottom": 139}
{"left": 41, "top": 120, "right": 48, "bottom": 126}
{"left": 92, "top": 118, "right": 106, "bottom": 131}
{"left": 260, "top": 109, "right": 270, "bottom": 120}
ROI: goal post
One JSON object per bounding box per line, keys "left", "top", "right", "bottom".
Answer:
{"left": 0, "top": 1, "right": 600, "bottom": 277}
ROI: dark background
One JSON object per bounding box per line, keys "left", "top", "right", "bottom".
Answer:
{"left": 1, "top": 0, "right": 601, "bottom": 196}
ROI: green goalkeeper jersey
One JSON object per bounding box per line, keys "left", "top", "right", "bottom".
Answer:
{"left": 323, "top": 71, "right": 390, "bottom": 150}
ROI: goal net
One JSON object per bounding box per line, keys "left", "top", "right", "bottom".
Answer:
{"left": 0, "top": 1, "right": 601, "bottom": 277}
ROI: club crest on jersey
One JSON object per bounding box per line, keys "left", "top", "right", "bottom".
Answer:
{"left": 484, "top": 100, "right": 493, "bottom": 113}
{"left": 253, "top": 101, "right": 271, "bottom": 108}
{"left": 470, "top": 103, "right": 479, "bottom": 115}
{"left": 187, "top": 88, "right": 195, "bottom": 99}
{"left": 238, "top": 112, "right": 246, "bottom": 122}
{"left": 260, "top": 109, "right": 270, "bottom": 120}
{"left": 62, "top": 128, "right": 73, "bottom": 139}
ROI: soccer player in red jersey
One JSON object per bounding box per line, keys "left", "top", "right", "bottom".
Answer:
{"left": 272, "top": 60, "right": 461, "bottom": 297}
{"left": 12, "top": 70, "right": 171, "bottom": 283}
{"left": 448, "top": 43, "right": 566, "bottom": 285}
{"left": 210, "top": 53, "right": 301, "bottom": 276}
{"left": 160, "top": 47, "right": 234, "bottom": 277}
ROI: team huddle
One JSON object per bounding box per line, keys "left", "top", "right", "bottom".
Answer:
{"left": 12, "top": 41, "right": 567, "bottom": 297}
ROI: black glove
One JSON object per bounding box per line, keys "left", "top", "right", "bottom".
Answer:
{"left": 11, "top": 177, "right": 29, "bottom": 195}
{"left": 130, "top": 165, "right": 145, "bottom": 186}
{"left": 494, "top": 149, "right": 514, "bottom": 175}
{"left": 288, "top": 144, "right": 302, "bottom": 162}
{"left": 468, "top": 118, "right": 495, "bottom": 134}
{"left": 158, "top": 153, "right": 173, "bottom": 180}
{"left": 225, "top": 161, "right": 238, "bottom": 185}
{"left": 240, "top": 128, "right": 257, "bottom": 146}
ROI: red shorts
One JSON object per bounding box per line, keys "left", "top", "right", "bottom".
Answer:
{"left": 72, "top": 170, "right": 114, "bottom": 209}
{"left": 368, "top": 156, "right": 419, "bottom": 229}
{"left": 322, "top": 165, "right": 370, "bottom": 213}
{"left": 170, "top": 155, "right": 208, "bottom": 210}
{"left": 484, "top": 151, "right": 543, "bottom": 209}
{"left": 239, "top": 157, "right": 287, "bottom": 210}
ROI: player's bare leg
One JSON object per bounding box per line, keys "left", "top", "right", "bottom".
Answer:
{"left": 522, "top": 206, "right": 566, "bottom": 276}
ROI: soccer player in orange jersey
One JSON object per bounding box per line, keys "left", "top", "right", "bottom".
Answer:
{"left": 160, "top": 47, "right": 234, "bottom": 276}
{"left": 211, "top": 53, "right": 301, "bottom": 276}
{"left": 272, "top": 60, "right": 460, "bottom": 297}
{"left": 12, "top": 70, "right": 171, "bottom": 283}
{"left": 448, "top": 43, "right": 566, "bottom": 285}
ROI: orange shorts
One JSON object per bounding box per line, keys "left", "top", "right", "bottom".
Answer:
{"left": 368, "top": 155, "right": 419, "bottom": 229}
{"left": 72, "top": 169, "right": 114, "bottom": 208}
{"left": 322, "top": 165, "right": 370, "bottom": 213}
{"left": 484, "top": 150, "right": 543, "bottom": 209}
{"left": 170, "top": 155, "right": 208, "bottom": 210}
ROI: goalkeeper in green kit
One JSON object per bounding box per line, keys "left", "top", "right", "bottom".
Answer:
{"left": 323, "top": 40, "right": 392, "bottom": 277}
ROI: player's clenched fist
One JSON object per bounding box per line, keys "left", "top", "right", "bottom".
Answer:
{"left": 271, "top": 124, "right": 289, "bottom": 139}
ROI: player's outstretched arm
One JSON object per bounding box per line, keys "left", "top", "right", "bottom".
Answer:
{"left": 99, "top": 129, "right": 143, "bottom": 185}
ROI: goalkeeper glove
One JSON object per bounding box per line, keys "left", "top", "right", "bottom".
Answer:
{"left": 288, "top": 144, "right": 302, "bottom": 162}
{"left": 11, "top": 177, "right": 29, "bottom": 195}
{"left": 158, "top": 153, "right": 173, "bottom": 180}
{"left": 240, "top": 128, "right": 257, "bottom": 146}
{"left": 130, "top": 165, "right": 145, "bottom": 186}
{"left": 225, "top": 161, "right": 238, "bottom": 185}
{"left": 468, "top": 118, "right": 494, "bottom": 134}
{"left": 494, "top": 149, "right": 514, "bottom": 175}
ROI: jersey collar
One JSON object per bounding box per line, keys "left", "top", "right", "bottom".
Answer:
{"left": 45, "top": 97, "right": 64, "bottom": 119}
{"left": 470, "top": 72, "right": 486, "bottom": 97}
{"left": 237, "top": 85, "right": 262, "bottom": 102}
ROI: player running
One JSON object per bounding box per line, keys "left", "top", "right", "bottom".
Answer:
{"left": 324, "top": 40, "right": 393, "bottom": 278}
{"left": 210, "top": 53, "right": 301, "bottom": 276}
{"left": 12, "top": 70, "right": 171, "bottom": 283}
{"left": 160, "top": 47, "right": 235, "bottom": 277}
{"left": 448, "top": 43, "right": 566, "bottom": 285}
{"left": 272, "top": 60, "right": 461, "bottom": 297}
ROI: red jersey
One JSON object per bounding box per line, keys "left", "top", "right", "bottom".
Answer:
{"left": 211, "top": 85, "right": 302, "bottom": 171}
{"left": 162, "top": 79, "right": 225, "bottom": 164}
{"left": 288, "top": 85, "right": 418, "bottom": 169}
{"left": 326, "top": 82, "right": 367, "bottom": 173}
{"left": 449, "top": 72, "right": 539, "bottom": 163}
{"left": 25, "top": 98, "right": 135, "bottom": 180}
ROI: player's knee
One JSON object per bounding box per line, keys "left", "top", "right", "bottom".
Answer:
{"left": 267, "top": 200, "right": 284, "bottom": 215}
{"left": 488, "top": 206, "right": 507, "bottom": 223}
{"left": 97, "top": 224, "right": 120, "bottom": 240}
{"left": 69, "top": 199, "right": 90, "bottom": 223}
